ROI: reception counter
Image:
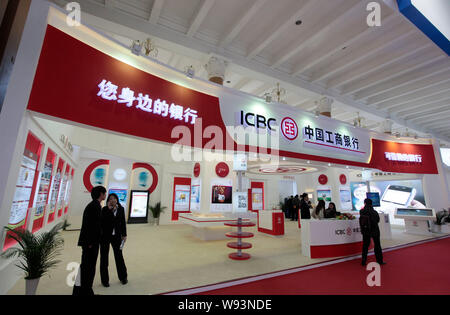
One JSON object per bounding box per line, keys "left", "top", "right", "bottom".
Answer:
{"left": 301, "top": 219, "right": 370, "bottom": 259}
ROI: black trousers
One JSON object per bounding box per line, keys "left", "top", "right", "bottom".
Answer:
{"left": 74, "top": 244, "right": 99, "bottom": 295}
{"left": 362, "top": 233, "right": 383, "bottom": 264}
{"left": 291, "top": 207, "right": 298, "bottom": 221}
{"left": 100, "top": 236, "right": 128, "bottom": 284}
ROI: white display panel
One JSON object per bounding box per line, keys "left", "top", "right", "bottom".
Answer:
{"left": 8, "top": 153, "right": 38, "bottom": 226}
{"left": 129, "top": 191, "right": 149, "bottom": 218}
{"left": 174, "top": 185, "right": 191, "bottom": 212}
{"left": 233, "top": 192, "right": 248, "bottom": 213}
{"left": 251, "top": 188, "right": 263, "bottom": 210}
{"left": 233, "top": 154, "right": 247, "bottom": 171}
{"left": 190, "top": 179, "right": 201, "bottom": 211}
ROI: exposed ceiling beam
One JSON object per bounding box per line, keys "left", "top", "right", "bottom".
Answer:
{"left": 354, "top": 59, "right": 450, "bottom": 101}
{"left": 326, "top": 39, "right": 430, "bottom": 89}
{"left": 397, "top": 99, "right": 450, "bottom": 117}
{"left": 251, "top": 82, "right": 274, "bottom": 96}
{"left": 149, "top": 0, "right": 165, "bottom": 24}
{"left": 52, "top": 0, "right": 450, "bottom": 144}
{"left": 219, "top": 0, "right": 267, "bottom": 48}
{"left": 187, "top": 0, "right": 216, "bottom": 37}
{"left": 246, "top": 0, "right": 316, "bottom": 59}
{"left": 271, "top": 0, "right": 360, "bottom": 69}
{"left": 291, "top": 2, "right": 396, "bottom": 76}
{"left": 421, "top": 116, "right": 450, "bottom": 128}
{"left": 367, "top": 76, "right": 450, "bottom": 106}
{"left": 407, "top": 107, "right": 450, "bottom": 122}
{"left": 380, "top": 90, "right": 450, "bottom": 111}
{"left": 340, "top": 49, "right": 443, "bottom": 96}
{"left": 310, "top": 19, "right": 410, "bottom": 84}
{"left": 104, "top": 0, "right": 115, "bottom": 8}
{"left": 233, "top": 77, "right": 253, "bottom": 90}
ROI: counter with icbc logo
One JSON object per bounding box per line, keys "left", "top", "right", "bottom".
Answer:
{"left": 301, "top": 218, "right": 373, "bottom": 259}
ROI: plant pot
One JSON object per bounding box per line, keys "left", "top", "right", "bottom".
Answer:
{"left": 155, "top": 217, "right": 160, "bottom": 226}
{"left": 25, "top": 278, "right": 40, "bottom": 295}
{"left": 430, "top": 222, "right": 442, "bottom": 234}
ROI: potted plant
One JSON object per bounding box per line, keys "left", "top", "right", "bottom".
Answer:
{"left": 431, "top": 209, "right": 449, "bottom": 233}
{"left": 0, "top": 223, "right": 64, "bottom": 295}
{"left": 62, "top": 219, "right": 71, "bottom": 231}
{"left": 149, "top": 202, "right": 166, "bottom": 226}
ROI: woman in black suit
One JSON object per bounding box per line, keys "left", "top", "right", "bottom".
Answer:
{"left": 100, "top": 193, "right": 128, "bottom": 287}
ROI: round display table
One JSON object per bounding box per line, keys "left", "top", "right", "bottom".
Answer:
{"left": 225, "top": 219, "right": 256, "bottom": 260}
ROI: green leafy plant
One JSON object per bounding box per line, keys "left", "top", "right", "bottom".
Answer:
{"left": 149, "top": 202, "right": 166, "bottom": 219}
{"left": 0, "top": 223, "right": 64, "bottom": 280}
{"left": 62, "top": 219, "right": 71, "bottom": 231}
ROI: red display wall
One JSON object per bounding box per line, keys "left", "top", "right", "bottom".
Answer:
{"left": 248, "top": 182, "right": 264, "bottom": 212}
{"left": 3, "top": 132, "right": 43, "bottom": 250}
{"left": 32, "top": 148, "right": 56, "bottom": 233}
{"left": 48, "top": 158, "right": 65, "bottom": 224}
{"left": 172, "top": 177, "right": 191, "bottom": 221}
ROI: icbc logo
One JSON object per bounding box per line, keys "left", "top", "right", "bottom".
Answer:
{"left": 281, "top": 117, "right": 298, "bottom": 141}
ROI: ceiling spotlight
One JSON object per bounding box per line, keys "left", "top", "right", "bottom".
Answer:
{"left": 282, "top": 157, "right": 286, "bottom": 161}
{"left": 295, "top": 19, "right": 302, "bottom": 25}
{"left": 328, "top": 163, "right": 332, "bottom": 167}
{"left": 185, "top": 65, "right": 195, "bottom": 79}
{"left": 307, "top": 160, "right": 311, "bottom": 164}
{"left": 346, "top": 166, "right": 349, "bottom": 169}
{"left": 131, "top": 40, "right": 143, "bottom": 56}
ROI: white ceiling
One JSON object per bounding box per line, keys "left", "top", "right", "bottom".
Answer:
{"left": 51, "top": 0, "right": 450, "bottom": 144}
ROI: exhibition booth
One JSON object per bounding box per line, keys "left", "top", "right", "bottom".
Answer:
{"left": 1, "top": 4, "right": 450, "bottom": 293}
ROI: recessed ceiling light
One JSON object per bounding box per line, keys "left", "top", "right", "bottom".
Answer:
{"left": 295, "top": 19, "right": 302, "bottom": 26}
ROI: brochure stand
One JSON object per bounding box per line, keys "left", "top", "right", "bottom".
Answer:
{"left": 225, "top": 218, "right": 255, "bottom": 260}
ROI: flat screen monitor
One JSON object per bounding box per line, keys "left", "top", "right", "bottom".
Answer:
{"left": 366, "top": 192, "right": 381, "bottom": 207}
{"left": 128, "top": 190, "right": 149, "bottom": 224}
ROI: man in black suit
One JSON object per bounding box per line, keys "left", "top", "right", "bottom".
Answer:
{"left": 73, "top": 186, "right": 106, "bottom": 295}
{"left": 300, "top": 193, "right": 312, "bottom": 220}
{"left": 359, "top": 198, "right": 386, "bottom": 266}
{"left": 100, "top": 193, "right": 128, "bottom": 287}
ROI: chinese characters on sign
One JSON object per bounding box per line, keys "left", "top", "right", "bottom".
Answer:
{"left": 303, "top": 125, "right": 360, "bottom": 152}
{"left": 97, "top": 79, "right": 199, "bottom": 125}
{"left": 385, "top": 152, "right": 422, "bottom": 163}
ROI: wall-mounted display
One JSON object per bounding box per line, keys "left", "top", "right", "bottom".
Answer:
{"left": 251, "top": 188, "right": 263, "bottom": 211}
{"left": 366, "top": 192, "right": 381, "bottom": 207}
{"left": 211, "top": 178, "right": 233, "bottom": 212}
{"left": 190, "top": 178, "right": 201, "bottom": 211}
{"left": 4, "top": 132, "right": 42, "bottom": 250}
{"left": 34, "top": 160, "right": 53, "bottom": 221}
{"left": 350, "top": 179, "right": 426, "bottom": 225}
{"left": 174, "top": 185, "right": 191, "bottom": 212}
{"left": 317, "top": 188, "right": 332, "bottom": 206}
{"left": 128, "top": 190, "right": 149, "bottom": 224}
{"left": 339, "top": 188, "right": 352, "bottom": 211}
{"left": 108, "top": 189, "right": 128, "bottom": 208}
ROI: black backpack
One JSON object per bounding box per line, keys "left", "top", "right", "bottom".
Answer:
{"left": 359, "top": 214, "right": 372, "bottom": 235}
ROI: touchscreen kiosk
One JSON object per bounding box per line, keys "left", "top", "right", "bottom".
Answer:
{"left": 128, "top": 190, "right": 149, "bottom": 224}
{"left": 394, "top": 208, "right": 436, "bottom": 236}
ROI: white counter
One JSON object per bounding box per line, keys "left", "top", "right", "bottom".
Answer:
{"left": 301, "top": 219, "right": 366, "bottom": 259}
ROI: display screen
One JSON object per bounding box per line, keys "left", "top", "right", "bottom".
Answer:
{"left": 129, "top": 191, "right": 149, "bottom": 218}
{"left": 366, "top": 192, "right": 381, "bottom": 207}
{"left": 397, "top": 208, "right": 434, "bottom": 217}
{"left": 212, "top": 185, "right": 232, "bottom": 204}
{"left": 382, "top": 187, "right": 412, "bottom": 205}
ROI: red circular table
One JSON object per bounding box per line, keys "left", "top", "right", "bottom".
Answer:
{"left": 225, "top": 220, "right": 256, "bottom": 260}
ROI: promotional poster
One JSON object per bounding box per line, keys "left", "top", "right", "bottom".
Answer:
{"left": 190, "top": 179, "right": 201, "bottom": 212}
{"left": 108, "top": 189, "right": 128, "bottom": 207}
{"left": 174, "top": 185, "right": 191, "bottom": 212}
{"left": 211, "top": 178, "right": 233, "bottom": 212}
{"left": 350, "top": 179, "right": 426, "bottom": 225}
